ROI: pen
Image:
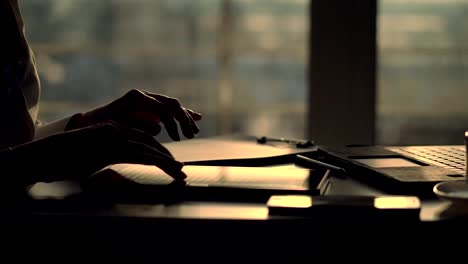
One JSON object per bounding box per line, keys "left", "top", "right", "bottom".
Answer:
{"left": 256, "top": 136, "right": 315, "bottom": 148}
{"left": 294, "top": 154, "right": 348, "bottom": 178}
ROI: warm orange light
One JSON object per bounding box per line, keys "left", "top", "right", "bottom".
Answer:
{"left": 267, "top": 195, "right": 312, "bottom": 208}
{"left": 374, "top": 196, "right": 420, "bottom": 209}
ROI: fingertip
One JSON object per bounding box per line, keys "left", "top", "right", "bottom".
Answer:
{"left": 183, "top": 130, "right": 195, "bottom": 139}
{"left": 192, "top": 124, "right": 200, "bottom": 134}
{"left": 173, "top": 170, "right": 187, "bottom": 180}
{"left": 174, "top": 160, "right": 184, "bottom": 171}
{"left": 187, "top": 109, "right": 202, "bottom": 121}
{"left": 193, "top": 113, "right": 202, "bottom": 121}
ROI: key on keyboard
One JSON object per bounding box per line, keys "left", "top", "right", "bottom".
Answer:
{"left": 388, "top": 146, "right": 466, "bottom": 175}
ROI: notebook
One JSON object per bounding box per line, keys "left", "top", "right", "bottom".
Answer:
{"left": 316, "top": 145, "right": 466, "bottom": 196}
{"left": 83, "top": 163, "right": 330, "bottom": 203}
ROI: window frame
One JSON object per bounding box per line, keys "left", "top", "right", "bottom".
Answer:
{"left": 307, "top": 0, "right": 377, "bottom": 146}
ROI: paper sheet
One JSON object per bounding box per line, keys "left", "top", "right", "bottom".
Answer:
{"left": 163, "top": 136, "right": 316, "bottom": 163}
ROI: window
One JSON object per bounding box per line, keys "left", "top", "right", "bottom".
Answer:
{"left": 21, "top": 0, "right": 308, "bottom": 142}
{"left": 378, "top": 0, "right": 468, "bottom": 145}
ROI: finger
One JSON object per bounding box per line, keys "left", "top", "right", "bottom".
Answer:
{"left": 131, "top": 93, "right": 182, "bottom": 141}
{"left": 185, "top": 109, "right": 200, "bottom": 134}
{"left": 146, "top": 93, "right": 195, "bottom": 139}
{"left": 186, "top": 108, "right": 203, "bottom": 121}
{"left": 127, "top": 140, "right": 177, "bottom": 166}
{"left": 163, "top": 99, "right": 194, "bottom": 139}
{"left": 152, "top": 94, "right": 202, "bottom": 125}
{"left": 124, "top": 90, "right": 166, "bottom": 118}
{"left": 127, "top": 128, "right": 173, "bottom": 158}
{"left": 126, "top": 141, "right": 186, "bottom": 180}
{"left": 161, "top": 115, "right": 180, "bottom": 141}
{"left": 139, "top": 153, "right": 187, "bottom": 181}
{"left": 127, "top": 153, "right": 186, "bottom": 181}
{"left": 151, "top": 139, "right": 175, "bottom": 159}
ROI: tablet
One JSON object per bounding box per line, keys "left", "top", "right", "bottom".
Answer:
{"left": 83, "top": 163, "right": 327, "bottom": 203}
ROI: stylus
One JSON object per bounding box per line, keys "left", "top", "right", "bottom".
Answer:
{"left": 295, "top": 154, "right": 348, "bottom": 178}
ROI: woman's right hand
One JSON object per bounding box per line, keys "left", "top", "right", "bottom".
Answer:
{"left": 4, "top": 122, "right": 186, "bottom": 187}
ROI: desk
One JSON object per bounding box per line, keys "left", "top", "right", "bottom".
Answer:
{"left": 13, "top": 175, "right": 466, "bottom": 262}
{"left": 6, "top": 136, "right": 468, "bottom": 261}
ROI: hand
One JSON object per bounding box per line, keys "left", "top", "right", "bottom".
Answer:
{"left": 6, "top": 122, "right": 186, "bottom": 186}
{"left": 67, "top": 90, "right": 202, "bottom": 141}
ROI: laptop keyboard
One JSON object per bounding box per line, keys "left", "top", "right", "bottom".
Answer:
{"left": 387, "top": 145, "right": 466, "bottom": 175}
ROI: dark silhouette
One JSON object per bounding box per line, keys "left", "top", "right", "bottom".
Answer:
{"left": 0, "top": 0, "right": 202, "bottom": 192}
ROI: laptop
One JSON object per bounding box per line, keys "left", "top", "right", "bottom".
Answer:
{"left": 82, "top": 163, "right": 331, "bottom": 203}
{"left": 316, "top": 144, "right": 466, "bottom": 196}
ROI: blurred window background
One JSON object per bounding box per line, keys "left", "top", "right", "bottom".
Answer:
{"left": 378, "top": 0, "right": 468, "bottom": 145}
{"left": 21, "top": 0, "right": 308, "bottom": 142}
{"left": 21, "top": 0, "right": 468, "bottom": 146}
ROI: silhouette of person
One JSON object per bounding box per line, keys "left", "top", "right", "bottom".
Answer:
{"left": 0, "top": 0, "right": 202, "bottom": 190}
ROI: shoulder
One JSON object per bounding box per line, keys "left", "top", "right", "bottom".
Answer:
{"left": 8, "top": 0, "right": 24, "bottom": 30}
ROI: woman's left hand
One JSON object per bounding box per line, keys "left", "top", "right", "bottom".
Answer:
{"left": 67, "top": 89, "right": 202, "bottom": 141}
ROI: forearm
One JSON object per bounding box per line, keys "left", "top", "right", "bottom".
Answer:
{"left": 34, "top": 116, "right": 73, "bottom": 140}
{"left": 0, "top": 135, "right": 64, "bottom": 188}
{"left": 34, "top": 111, "right": 103, "bottom": 139}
